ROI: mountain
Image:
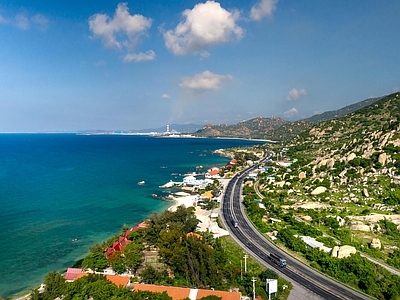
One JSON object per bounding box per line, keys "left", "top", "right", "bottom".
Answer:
{"left": 286, "top": 92, "right": 400, "bottom": 159}
{"left": 194, "top": 117, "right": 287, "bottom": 139}
{"left": 253, "top": 92, "right": 400, "bottom": 299}
{"left": 194, "top": 95, "right": 387, "bottom": 141}
{"left": 306, "top": 96, "right": 382, "bottom": 124}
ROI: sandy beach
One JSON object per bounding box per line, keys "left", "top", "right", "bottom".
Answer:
{"left": 167, "top": 179, "right": 230, "bottom": 238}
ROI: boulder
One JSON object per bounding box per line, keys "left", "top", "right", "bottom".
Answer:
{"left": 299, "top": 171, "right": 306, "bottom": 180}
{"left": 327, "top": 158, "right": 335, "bottom": 169}
{"left": 311, "top": 186, "right": 327, "bottom": 196}
{"left": 362, "top": 189, "right": 369, "bottom": 198}
{"left": 346, "top": 153, "right": 356, "bottom": 163}
{"left": 336, "top": 216, "right": 345, "bottom": 227}
{"left": 301, "top": 215, "right": 313, "bottom": 222}
{"left": 350, "top": 224, "right": 371, "bottom": 232}
{"left": 331, "top": 245, "right": 356, "bottom": 258}
{"left": 378, "top": 153, "right": 387, "bottom": 166}
{"left": 370, "top": 238, "right": 381, "bottom": 249}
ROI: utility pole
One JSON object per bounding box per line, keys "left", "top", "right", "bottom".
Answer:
{"left": 251, "top": 277, "right": 257, "bottom": 300}
{"left": 240, "top": 259, "right": 243, "bottom": 280}
{"left": 243, "top": 254, "right": 248, "bottom": 273}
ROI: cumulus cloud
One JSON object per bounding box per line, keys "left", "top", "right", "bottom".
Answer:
{"left": 179, "top": 70, "right": 233, "bottom": 93}
{"left": 250, "top": 0, "right": 278, "bottom": 21}
{"left": 123, "top": 50, "right": 155, "bottom": 62}
{"left": 161, "top": 94, "right": 171, "bottom": 99}
{"left": 163, "top": 1, "right": 243, "bottom": 56}
{"left": 286, "top": 88, "right": 307, "bottom": 101}
{"left": 89, "top": 3, "right": 153, "bottom": 62}
{"left": 283, "top": 107, "right": 299, "bottom": 118}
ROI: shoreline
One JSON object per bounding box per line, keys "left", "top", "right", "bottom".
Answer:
{"left": 12, "top": 192, "right": 229, "bottom": 300}
{"left": 9, "top": 183, "right": 230, "bottom": 300}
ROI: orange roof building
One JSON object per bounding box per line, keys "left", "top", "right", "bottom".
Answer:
{"left": 76, "top": 273, "right": 130, "bottom": 287}
{"left": 133, "top": 284, "right": 242, "bottom": 300}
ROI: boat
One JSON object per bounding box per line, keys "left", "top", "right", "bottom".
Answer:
{"left": 137, "top": 181, "right": 145, "bottom": 185}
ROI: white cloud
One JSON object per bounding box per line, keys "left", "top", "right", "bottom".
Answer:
{"left": 161, "top": 94, "right": 171, "bottom": 99}
{"left": 124, "top": 50, "right": 155, "bottom": 62}
{"left": 163, "top": 1, "right": 243, "bottom": 56}
{"left": 15, "top": 13, "right": 29, "bottom": 30}
{"left": 286, "top": 88, "right": 307, "bottom": 101}
{"left": 89, "top": 3, "right": 154, "bottom": 62}
{"left": 0, "top": 11, "right": 49, "bottom": 30}
{"left": 283, "top": 107, "right": 298, "bottom": 118}
{"left": 250, "top": 0, "right": 278, "bottom": 21}
{"left": 179, "top": 70, "right": 233, "bottom": 93}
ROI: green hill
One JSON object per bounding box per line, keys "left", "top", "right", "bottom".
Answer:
{"left": 194, "top": 95, "right": 386, "bottom": 141}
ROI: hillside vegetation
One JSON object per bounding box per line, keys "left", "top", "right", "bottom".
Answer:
{"left": 194, "top": 95, "right": 383, "bottom": 141}
{"left": 239, "top": 92, "right": 400, "bottom": 299}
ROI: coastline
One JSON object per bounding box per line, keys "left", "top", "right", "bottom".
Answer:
{"left": 2, "top": 135, "right": 265, "bottom": 299}
{"left": 9, "top": 182, "right": 230, "bottom": 300}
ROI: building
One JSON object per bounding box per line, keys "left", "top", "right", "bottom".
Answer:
{"left": 64, "top": 268, "right": 82, "bottom": 281}
{"left": 76, "top": 273, "right": 131, "bottom": 288}
{"left": 205, "top": 167, "right": 221, "bottom": 179}
{"left": 133, "top": 284, "right": 242, "bottom": 300}
{"left": 183, "top": 175, "right": 204, "bottom": 187}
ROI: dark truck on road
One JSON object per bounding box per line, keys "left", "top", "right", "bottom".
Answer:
{"left": 269, "top": 253, "right": 287, "bottom": 268}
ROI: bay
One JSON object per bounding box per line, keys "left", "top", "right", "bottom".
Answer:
{"left": 0, "top": 134, "right": 264, "bottom": 297}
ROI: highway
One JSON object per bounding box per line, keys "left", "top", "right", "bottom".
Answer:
{"left": 221, "top": 152, "right": 371, "bottom": 300}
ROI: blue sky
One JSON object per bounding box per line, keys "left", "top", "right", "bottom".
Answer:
{"left": 1, "top": 0, "right": 399, "bottom": 132}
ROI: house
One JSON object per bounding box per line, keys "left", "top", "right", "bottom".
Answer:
{"left": 229, "top": 159, "right": 237, "bottom": 165}
{"left": 205, "top": 167, "right": 220, "bottom": 179}
{"left": 201, "top": 190, "right": 213, "bottom": 200}
{"left": 76, "top": 273, "right": 130, "bottom": 288}
{"left": 133, "top": 284, "right": 242, "bottom": 300}
{"left": 296, "top": 235, "right": 332, "bottom": 253}
{"left": 276, "top": 159, "right": 291, "bottom": 167}
{"left": 183, "top": 175, "right": 204, "bottom": 187}
{"left": 105, "top": 236, "right": 131, "bottom": 258}
{"left": 247, "top": 172, "right": 258, "bottom": 179}
{"left": 64, "top": 268, "right": 82, "bottom": 281}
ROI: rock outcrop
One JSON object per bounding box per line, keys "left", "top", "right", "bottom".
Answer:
{"left": 370, "top": 238, "right": 381, "bottom": 249}
{"left": 331, "top": 245, "right": 357, "bottom": 258}
{"left": 311, "top": 186, "right": 327, "bottom": 196}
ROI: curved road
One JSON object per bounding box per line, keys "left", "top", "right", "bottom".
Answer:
{"left": 221, "top": 153, "right": 371, "bottom": 300}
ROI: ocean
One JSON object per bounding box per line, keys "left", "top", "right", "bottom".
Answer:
{"left": 0, "top": 134, "right": 265, "bottom": 298}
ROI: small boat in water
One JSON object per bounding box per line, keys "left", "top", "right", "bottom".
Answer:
{"left": 137, "top": 181, "right": 145, "bottom": 185}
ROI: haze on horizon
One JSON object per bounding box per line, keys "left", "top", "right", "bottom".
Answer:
{"left": 1, "top": 0, "right": 399, "bottom": 132}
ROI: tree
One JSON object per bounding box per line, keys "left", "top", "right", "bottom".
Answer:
{"left": 82, "top": 252, "right": 108, "bottom": 271}
{"left": 199, "top": 296, "right": 222, "bottom": 300}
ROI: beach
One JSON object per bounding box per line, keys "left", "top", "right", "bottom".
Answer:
{"left": 167, "top": 178, "right": 230, "bottom": 238}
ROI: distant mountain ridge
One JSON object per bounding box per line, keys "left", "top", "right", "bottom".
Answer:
{"left": 194, "top": 95, "right": 385, "bottom": 141}
{"left": 306, "top": 96, "right": 382, "bottom": 123}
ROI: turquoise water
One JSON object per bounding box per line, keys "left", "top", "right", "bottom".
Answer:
{"left": 0, "top": 134, "right": 264, "bottom": 297}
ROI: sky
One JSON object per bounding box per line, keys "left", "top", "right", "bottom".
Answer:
{"left": 1, "top": 0, "right": 399, "bottom": 132}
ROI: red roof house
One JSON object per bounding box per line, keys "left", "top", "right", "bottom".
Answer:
{"left": 64, "top": 268, "right": 82, "bottom": 281}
